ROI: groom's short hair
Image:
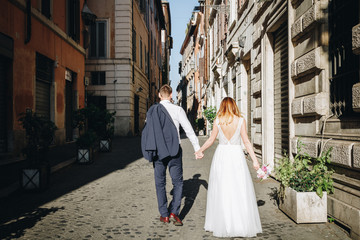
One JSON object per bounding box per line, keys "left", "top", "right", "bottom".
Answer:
{"left": 159, "top": 84, "right": 172, "bottom": 97}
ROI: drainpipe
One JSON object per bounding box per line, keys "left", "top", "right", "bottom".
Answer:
{"left": 132, "top": 0, "right": 135, "bottom": 85}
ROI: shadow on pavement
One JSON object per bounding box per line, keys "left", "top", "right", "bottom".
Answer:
{"left": 268, "top": 187, "right": 280, "bottom": 206}
{"left": 0, "top": 207, "right": 63, "bottom": 240}
{"left": 178, "top": 174, "right": 208, "bottom": 221}
{"left": 0, "top": 137, "right": 143, "bottom": 239}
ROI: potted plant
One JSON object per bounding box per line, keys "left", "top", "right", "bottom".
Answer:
{"left": 76, "top": 130, "right": 97, "bottom": 164}
{"left": 98, "top": 109, "right": 116, "bottom": 152}
{"left": 195, "top": 118, "right": 205, "bottom": 136}
{"left": 203, "top": 106, "right": 217, "bottom": 135}
{"left": 73, "top": 105, "right": 99, "bottom": 163}
{"left": 19, "top": 110, "right": 57, "bottom": 191}
{"left": 275, "top": 141, "right": 334, "bottom": 223}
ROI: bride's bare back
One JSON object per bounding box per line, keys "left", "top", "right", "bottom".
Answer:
{"left": 218, "top": 116, "right": 240, "bottom": 141}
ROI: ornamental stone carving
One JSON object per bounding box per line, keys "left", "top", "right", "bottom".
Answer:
{"left": 323, "top": 140, "right": 354, "bottom": 167}
{"left": 291, "top": 47, "right": 323, "bottom": 79}
{"left": 301, "top": 138, "right": 320, "bottom": 158}
{"left": 291, "top": 2, "right": 322, "bottom": 41}
{"left": 291, "top": 97, "right": 303, "bottom": 116}
{"left": 324, "top": 140, "right": 354, "bottom": 167}
{"left": 301, "top": 92, "right": 328, "bottom": 116}
{"left": 354, "top": 143, "right": 360, "bottom": 169}
{"left": 353, "top": 82, "right": 360, "bottom": 112}
{"left": 352, "top": 23, "right": 360, "bottom": 55}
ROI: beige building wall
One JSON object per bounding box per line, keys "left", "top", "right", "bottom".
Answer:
{"left": 206, "top": 0, "right": 360, "bottom": 238}
{"left": 86, "top": 0, "right": 167, "bottom": 136}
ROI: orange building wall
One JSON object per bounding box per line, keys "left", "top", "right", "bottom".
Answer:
{"left": 0, "top": 0, "right": 86, "bottom": 152}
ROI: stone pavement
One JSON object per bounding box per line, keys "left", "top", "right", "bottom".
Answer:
{"left": 0, "top": 137, "right": 351, "bottom": 240}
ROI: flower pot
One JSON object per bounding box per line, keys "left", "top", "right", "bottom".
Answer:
{"left": 21, "top": 164, "right": 50, "bottom": 191}
{"left": 77, "top": 148, "right": 93, "bottom": 164}
{"left": 279, "top": 187, "right": 327, "bottom": 223}
{"left": 99, "top": 139, "right": 112, "bottom": 152}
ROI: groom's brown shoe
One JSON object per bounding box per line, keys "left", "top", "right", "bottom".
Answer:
{"left": 169, "top": 213, "right": 183, "bottom": 226}
{"left": 160, "top": 216, "right": 169, "bottom": 223}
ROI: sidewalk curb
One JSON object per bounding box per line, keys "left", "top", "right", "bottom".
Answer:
{"left": 0, "top": 157, "right": 77, "bottom": 199}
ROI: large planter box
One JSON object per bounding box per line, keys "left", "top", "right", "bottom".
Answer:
{"left": 77, "top": 148, "right": 93, "bottom": 164}
{"left": 279, "top": 187, "right": 327, "bottom": 223}
{"left": 21, "top": 164, "right": 50, "bottom": 191}
{"left": 99, "top": 139, "right": 112, "bottom": 152}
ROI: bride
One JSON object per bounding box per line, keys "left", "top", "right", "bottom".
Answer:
{"left": 195, "top": 97, "right": 262, "bottom": 238}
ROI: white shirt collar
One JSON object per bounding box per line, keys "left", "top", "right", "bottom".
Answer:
{"left": 160, "top": 100, "right": 171, "bottom": 104}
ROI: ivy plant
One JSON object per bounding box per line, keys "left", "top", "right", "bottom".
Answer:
{"left": 203, "top": 106, "right": 217, "bottom": 129}
{"left": 275, "top": 141, "right": 334, "bottom": 198}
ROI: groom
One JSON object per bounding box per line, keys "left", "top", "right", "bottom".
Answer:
{"left": 141, "top": 84, "right": 201, "bottom": 226}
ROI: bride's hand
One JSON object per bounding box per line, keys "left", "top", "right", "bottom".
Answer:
{"left": 195, "top": 151, "right": 204, "bottom": 159}
{"left": 253, "top": 161, "right": 260, "bottom": 170}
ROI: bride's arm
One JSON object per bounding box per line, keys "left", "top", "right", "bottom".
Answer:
{"left": 240, "top": 119, "right": 260, "bottom": 170}
{"left": 195, "top": 121, "right": 219, "bottom": 158}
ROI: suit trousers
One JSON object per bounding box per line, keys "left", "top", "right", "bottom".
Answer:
{"left": 153, "top": 147, "right": 183, "bottom": 217}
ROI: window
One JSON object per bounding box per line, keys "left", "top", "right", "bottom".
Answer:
{"left": 146, "top": 49, "right": 149, "bottom": 78}
{"left": 87, "top": 96, "right": 106, "bottom": 110}
{"left": 329, "top": 0, "right": 359, "bottom": 117}
{"left": 132, "top": 29, "right": 137, "bottom": 62}
{"left": 90, "top": 20, "right": 107, "bottom": 58}
{"left": 41, "top": 0, "right": 51, "bottom": 19}
{"left": 140, "top": 38, "right": 143, "bottom": 70}
{"left": 91, "top": 71, "right": 106, "bottom": 85}
{"left": 36, "top": 53, "right": 53, "bottom": 119}
{"left": 67, "top": 0, "right": 80, "bottom": 42}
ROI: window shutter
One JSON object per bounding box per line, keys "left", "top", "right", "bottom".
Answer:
{"left": 98, "top": 22, "right": 106, "bottom": 57}
{"left": 41, "top": 0, "right": 51, "bottom": 19}
{"left": 36, "top": 53, "right": 53, "bottom": 119}
{"left": 90, "top": 23, "right": 97, "bottom": 57}
{"left": 132, "top": 29, "right": 137, "bottom": 62}
{"left": 273, "top": 23, "right": 289, "bottom": 159}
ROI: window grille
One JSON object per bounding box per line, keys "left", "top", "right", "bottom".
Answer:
{"left": 329, "top": 0, "right": 359, "bottom": 117}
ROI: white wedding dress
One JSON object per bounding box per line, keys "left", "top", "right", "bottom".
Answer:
{"left": 204, "top": 118, "right": 262, "bottom": 238}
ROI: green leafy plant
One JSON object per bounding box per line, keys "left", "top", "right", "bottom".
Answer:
{"left": 73, "top": 104, "right": 116, "bottom": 140}
{"left": 195, "top": 118, "right": 205, "bottom": 131}
{"left": 275, "top": 141, "right": 334, "bottom": 198}
{"left": 76, "top": 130, "right": 97, "bottom": 149}
{"left": 203, "top": 106, "right": 217, "bottom": 129}
{"left": 328, "top": 217, "right": 335, "bottom": 223}
{"left": 19, "top": 110, "right": 58, "bottom": 166}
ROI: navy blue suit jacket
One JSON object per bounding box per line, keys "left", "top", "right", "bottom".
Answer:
{"left": 141, "top": 103, "right": 179, "bottom": 162}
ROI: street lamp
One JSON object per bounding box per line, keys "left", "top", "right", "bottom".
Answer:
{"left": 81, "top": 1, "right": 97, "bottom": 26}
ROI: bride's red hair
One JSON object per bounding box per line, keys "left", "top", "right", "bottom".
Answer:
{"left": 216, "top": 97, "right": 241, "bottom": 125}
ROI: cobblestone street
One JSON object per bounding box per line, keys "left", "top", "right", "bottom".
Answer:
{"left": 0, "top": 137, "right": 351, "bottom": 240}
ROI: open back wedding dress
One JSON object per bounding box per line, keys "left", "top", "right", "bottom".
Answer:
{"left": 204, "top": 117, "right": 262, "bottom": 238}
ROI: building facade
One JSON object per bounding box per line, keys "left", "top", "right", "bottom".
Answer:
{"left": 85, "top": 0, "right": 169, "bottom": 136}
{"left": 202, "top": 0, "right": 360, "bottom": 238}
{"left": 179, "top": 9, "right": 208, "bottom": 131}
{"left": 0, "top": 0, "right": 87, "bottom": 159}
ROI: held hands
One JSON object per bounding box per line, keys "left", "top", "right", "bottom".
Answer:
{"left": 194, "top": 150, "right": 204, "bottom": 159}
